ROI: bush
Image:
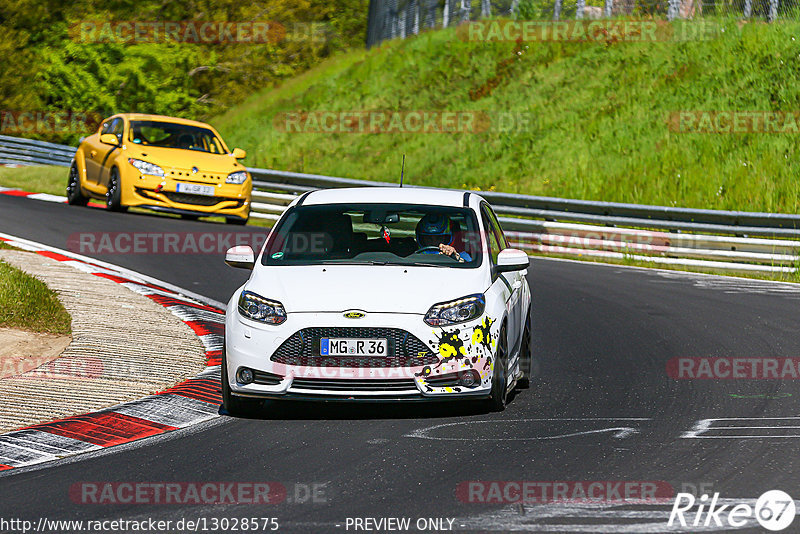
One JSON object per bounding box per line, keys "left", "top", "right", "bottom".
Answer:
{"left": 0, "top": 0, "right": 369, "bottom": 144}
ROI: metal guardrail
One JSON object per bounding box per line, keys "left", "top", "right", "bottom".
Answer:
{"left": 247, "top": 167, "right": 800, "bottom": 273}
{"left": 0, "top": 135, "right": 74, "bottom": 167}
{"left": 1, "top": 135, "right": 798, "bottom": 273}
{"left": 247, "top": 167, "right": 800, "bottom": 236}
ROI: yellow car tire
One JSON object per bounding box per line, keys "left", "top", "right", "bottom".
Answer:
{"left": 66, "top": 163, "right": 89, "bottom": 206}
{"left": 106, "top": 168, "right": 127, "bottom": 212}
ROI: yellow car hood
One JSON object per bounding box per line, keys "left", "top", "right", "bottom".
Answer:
{"left": 126, "top": 145, "right": 245, "bottom": 174}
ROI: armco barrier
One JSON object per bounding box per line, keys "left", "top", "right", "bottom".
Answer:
{"left": 2, "top": 135, "right": 797, "bottom": 273}
{"left": 0, "top": 135, "right": 74, "bottom": 167}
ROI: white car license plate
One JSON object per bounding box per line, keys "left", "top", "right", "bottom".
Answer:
{"left": 320, "top": 338, "right": 387, "bottom": 356}
{"left": 176, "top": 183, "right": 215, "bottom": 196}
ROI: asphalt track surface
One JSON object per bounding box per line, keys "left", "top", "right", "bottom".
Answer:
{"left": 1, "top": 194, "right": 800, "bottom": 532}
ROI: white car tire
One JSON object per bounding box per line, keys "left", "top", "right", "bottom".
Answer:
{"left": 486, "top": 324, "right": 509, "bottom": 412}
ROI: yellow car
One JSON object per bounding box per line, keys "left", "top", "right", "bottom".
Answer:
{"left": 67, "top": 113, "right": 252, "bottom": 224}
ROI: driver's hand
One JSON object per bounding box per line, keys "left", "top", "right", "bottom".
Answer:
{"left": 439, "top": 244, "right": 456, "bottom": 256}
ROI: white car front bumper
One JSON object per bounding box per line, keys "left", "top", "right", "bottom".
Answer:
{"left": 224, "top": 307, "right": 501, "bottom": 401}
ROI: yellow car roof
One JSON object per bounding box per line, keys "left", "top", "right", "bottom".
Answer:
{"left": 114, "top": 113, "right": 215, "bottom": 129}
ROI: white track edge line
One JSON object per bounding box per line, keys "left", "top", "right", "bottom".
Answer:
{"left": 0, "top": 231, "right": 226, "bottom": 309}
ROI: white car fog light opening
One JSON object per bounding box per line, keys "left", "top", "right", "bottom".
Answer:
{"left": 238, "top": 291, "right": 287, "bottom": 324}
{"left": 424, "top": 370, "right": 481, "bottom": 389}
{"left": 424, "top": 294, "right": 485, "bottom": 326}
{"left": 236, "top": 367, "right": 255, "bottom": 384}
{"left": 459, "top": 370, "right": 480, "bottom": 387}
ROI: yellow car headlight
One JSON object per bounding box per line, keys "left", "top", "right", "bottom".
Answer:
{"left": 128, "top": 158, "right": 165, "bottom": 178}
{"left": 226, "top": 171, "right": 248, "bottom": 185}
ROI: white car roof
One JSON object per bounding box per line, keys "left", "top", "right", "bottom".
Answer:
{"left": 298, "top": 187, "right": 482, "bottom": 208}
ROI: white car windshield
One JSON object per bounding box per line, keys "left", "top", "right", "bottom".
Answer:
{"left": 262, "top": 203, "right": 482, "bottom": 268}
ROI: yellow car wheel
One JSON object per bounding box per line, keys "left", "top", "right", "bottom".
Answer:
{"left": 66, "top": 163, "right": 89, "bottom": 206}
{"left": 106, "top": 168, "right": 127, "bottom": 212}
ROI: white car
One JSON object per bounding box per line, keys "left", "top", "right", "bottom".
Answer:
{"left": 222, "top": 187, "right": 533, "bottom": 414}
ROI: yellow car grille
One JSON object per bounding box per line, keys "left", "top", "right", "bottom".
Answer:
{"left": 162, "top": 192, "right": 222, "bottom": 206}
{"left": 166, "top": 168, "right": 226, "bottom": 182}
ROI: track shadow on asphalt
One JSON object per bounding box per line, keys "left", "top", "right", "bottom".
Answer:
{"left": 218, "top": 390, "right": 523, "bottom": 421}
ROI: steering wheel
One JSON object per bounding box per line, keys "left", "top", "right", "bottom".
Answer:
{"left": 414, "top": 246, "right": 460, "bottom": 261}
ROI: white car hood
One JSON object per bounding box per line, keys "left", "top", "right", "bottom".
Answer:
{"left": 246, "top": 265, "right": 489, "bottom": 314}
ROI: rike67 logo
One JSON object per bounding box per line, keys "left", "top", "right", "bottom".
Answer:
{"left": 668, "top": 490, "right": 796, "bottom": 531}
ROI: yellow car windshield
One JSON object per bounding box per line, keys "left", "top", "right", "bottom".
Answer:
{"left": 128, "top": 121, "right": 226, "bottom": 154}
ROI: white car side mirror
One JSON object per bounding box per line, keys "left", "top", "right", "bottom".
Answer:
{"left": 225, "top": 245, "right": 255, "bottom": 270}
{"left": 494, "top": 248, "right": 530, "bottom": 274}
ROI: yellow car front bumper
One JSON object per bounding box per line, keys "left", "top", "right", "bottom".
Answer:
{"left": 121, "top": 172, "right": 252, "bottom": 220}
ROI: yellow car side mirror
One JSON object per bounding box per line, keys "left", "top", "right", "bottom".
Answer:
{"left": 99, "top": 133, "right": 118, "bottom": 145}
{"left": 231, "top": 148, "right": 247, "bottom": 159}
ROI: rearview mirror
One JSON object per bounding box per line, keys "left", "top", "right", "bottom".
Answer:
{"left": 225, "top": 245, "right": 255, "bottom": 269}
{"left": 493, "top": 248, "right": 530, "bottom": 275}
{"left": 231, "top": 148, "right": 247, "bottom": 159}
{"left": 99, "top": 133, "right": 118, "bottom": 146}
{"left": 364, "top": 211, "right": 399, "bottom": 224}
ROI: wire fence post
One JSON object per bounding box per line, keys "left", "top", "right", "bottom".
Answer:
{"left": 768, "top": 0, "right": 779, "bottom": 21}
{"left": 425, "top": 0, "right": 437, "bottom": 28}
{"left": 554, "top": 0, "right": 563, "bottom": 19}
{"left": 389, "top": 0, "right": 399, "bottom": 38}
{"left": 510, "top": 0, "right": 520, "bottom": 15}
{"left": 743, "top": 0, "right": 753, "bottom": 18}
{"left": 576, "top": 0, "right": 586, "bottom": 18}
{"left": 462, "top": 0, "right": 472, "bottom": 21}
{"left": 366, "top": 0, "right": 381, "bottom": 48}
{"left": 481, "top": 0, "right": 492, "bottom": 17}
{"left": 604, "top": 0, "right": 614, "bottom": 17}
{"left": 443, "top": 0, "right": 451, "bottom": 26}
{"left": 410, "top": 0, "right": 419, "bottom": 34}
{"left": 667, "top": 0, "right": 680, "bottom": 19}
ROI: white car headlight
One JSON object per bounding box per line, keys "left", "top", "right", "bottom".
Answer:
{"left": 226, "top": 171, "right": 248, "bottom": 184}
{"left": 424, "top": 294, "right": 485, "bottom": 326}
{"left": 238, "top": 290, "right": 287, "bottom": 324}
{"left": 128, "top": 158, "right": 165, "bottom": 177}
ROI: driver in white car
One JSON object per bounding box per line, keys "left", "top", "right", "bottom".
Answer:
{"left": 415, "top": 214, "right": 472, "bottom": 263}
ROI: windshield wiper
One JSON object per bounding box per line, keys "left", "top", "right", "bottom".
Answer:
{"left": 402, "top": 262, "right": 449, "bottom": 268}
{"left": 318, "top": 260, "right": 391, "bottom": 266}
{"left": 316, "top": 260, "right": 450, "bottom": 267}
